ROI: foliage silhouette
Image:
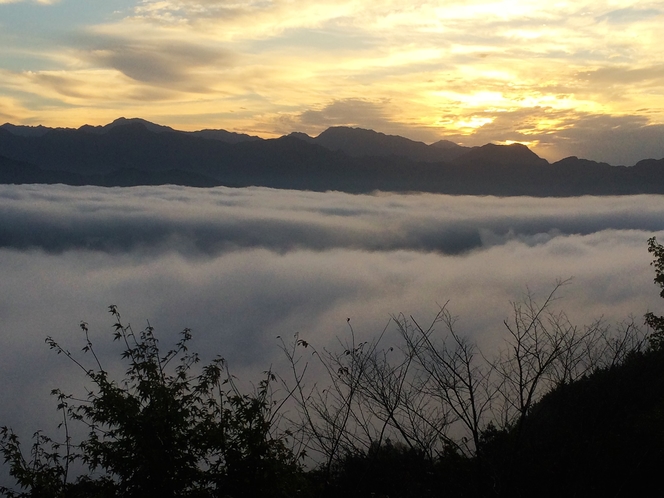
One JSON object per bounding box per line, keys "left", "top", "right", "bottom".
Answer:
{"left": 646, "top": 236, "right": 664, "bottom": 350}
{"left": 1, "top": 306, "right": 301, "bottom": 498}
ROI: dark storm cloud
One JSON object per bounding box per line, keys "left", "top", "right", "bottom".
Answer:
{"left": 3, "top": 185, "right": 664, "bottom": 256}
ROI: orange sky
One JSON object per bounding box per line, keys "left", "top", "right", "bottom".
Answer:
{"left": 1, "top": 0, "right": 664, "bottom": 164}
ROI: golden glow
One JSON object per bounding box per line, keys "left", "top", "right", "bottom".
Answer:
{"left": 500, "top": 139, "right": 539, "bottom": 148}
{"left": 432, "top": 91, "right": 507, "bottom": 107}
{"left": 1, "top": 0, "right": 664, "bottom": 162}
{"left": 455, "top": 116, "right": 495, "bottom": 130}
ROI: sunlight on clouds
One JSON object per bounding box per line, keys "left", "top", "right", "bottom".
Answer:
{"left": 455, "top": 116, "right": 494, "bottom": 130}
{"left": 340, "top": 48, "right": 444, "bottom": 74}
{"left": 499, "top": 139, "right": 539, "bottom": 148}
{"left": 131, "top": 0, "right": 361, "bottom": 40}
{"left": 0, "top": 65, "right": 239, "bottom": 128}
{"left": 5, "top": 69, "right": 155, "bottom": 103}
{"left": 0, "top": 95, "right": 26, "bottom": 122}
{"left": 2, "top": 0, "right": 664, "bottom": 158}
{"left": 432, "top": 0, "right": 543, "bottom": 21}
{"left": 503, "top": 29, "right": 543, "bottom": 40}
{"left": 433, "top": 90, "right": 506, "bottom": 108}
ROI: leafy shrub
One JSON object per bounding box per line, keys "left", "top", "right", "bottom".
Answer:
{"left": 1, "top": 306, "right": 301, "bottom": 498}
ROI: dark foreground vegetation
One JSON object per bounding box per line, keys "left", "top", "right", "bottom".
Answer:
{"left": 3, "top": 238, "right": 664, "bottom": 497}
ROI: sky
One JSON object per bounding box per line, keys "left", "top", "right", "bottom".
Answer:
{"left": 1, "top": 0, "right": 664, "bottom": 164}
{"left": 1, "top": 184, "right": 664, "bottom": 477}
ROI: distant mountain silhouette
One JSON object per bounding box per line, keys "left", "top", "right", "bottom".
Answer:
{"left": 633, "top": 157, "right": 664, "bottom": 172}
{"left": 287, "top": 132, "right": 316, "bottom": 144}
{"left": 290, "top": 126, "right": 469, "bottom": 163}
{"left": 0, "top": 154, "right": 53, "bottom": 183}
{"left": 430, "top": 139, "right": 465, "bottom": 150}
{"left": 1, "top": 118, "right": 664, "bottom": 195}
{"left": 73, "top": 117, "right": 262, "bottom": 143}
{"left": 453, "top": 142, "right": 548, "bottom": 168}
{"left": 0, "top": 154, "right": 221, "bottom": 188}
{"left": 0, "top": 123, "right": 53, "bottom": 137}
{"left": 80, "top": 117, "right": 177, "bottom": 134}
{"left": 187, "top": 129, "right": 262, "bottom": 144}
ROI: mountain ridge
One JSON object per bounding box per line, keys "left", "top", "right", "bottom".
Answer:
{"left": 1, "top": 118, "right": 664, "bottom": 195}
{"left": 3, "top": 117, "right": 656, "bottom": 167}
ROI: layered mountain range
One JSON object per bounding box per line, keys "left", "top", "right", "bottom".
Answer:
{"left": 1, "top": 117, "right": 663, "bottom": 195}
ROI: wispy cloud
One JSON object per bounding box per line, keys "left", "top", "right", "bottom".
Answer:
{"left": 71, "top": 31, "right": 235, "bottom": 90}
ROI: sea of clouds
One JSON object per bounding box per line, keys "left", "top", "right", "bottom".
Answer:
{"left": 1, "top": 183, "right": 663, "bottom": 466}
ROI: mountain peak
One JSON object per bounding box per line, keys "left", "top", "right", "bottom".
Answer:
{"left": 76, "top": 118, "right": 177, "bottom": 135}
{"left": 431, "top": 139, "right": 464, "bottom": 150}
{"left": 312, "top": 126, "right": 468, "bottom": 162}
{"left": 316, "top": 126, "right": 417, "bottom": 146}
{"left": 103, "top": 117, "right": 175, "bottom": 133}
{"left": 454, "top": 142, "right": 548, "bottom": 167}
{"left": 288, "top": 131, "right": 315, "bottom": 143}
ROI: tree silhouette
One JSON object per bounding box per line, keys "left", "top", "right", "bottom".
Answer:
{"left": 645, "top": 236, "right": 664, "bottom": 350}
{"left": 1, "top": 306, "right": 301, "bottom": 498}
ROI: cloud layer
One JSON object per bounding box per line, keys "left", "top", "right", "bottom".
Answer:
{"left": 2, "top": 185, "right": 664, "bottom": 255}
{"left": 1, "top": 184, "right": 663, "bottom": 472}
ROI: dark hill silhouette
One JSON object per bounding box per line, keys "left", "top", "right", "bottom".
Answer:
{"left": 633, "top": 157, "right": 664, "bottom": 173}
{"left": 0, "top": 154, "right": 59, "bottom": 183}
{"left": 0, "top": 123, "right": 52, "bottom": 137}
{"left": 287, "top": 131, "right": 316, "bottom": 143}
{"left": 302, "top": 126, "right": 469, "bottom": 163}
{"left": 431, "top": 139, "right": 465, "bottom": 150}
{"left": 453, "top": 142, "right": 548, "bottom": 168}
{"left": 81, "top": 117, "right": 176, "bottom": 134}
{"left": 187, "top": 128, "right": 262, "bottom": 143}
{"left": 3, "top": 117, "right": 262, "bottom": 144}
{"left": 0, "top": 154, "right": 221, "bottom": 188}
{"left": 485, "top": 348, "right": 664, "bottom": 497}
{"left": 2, "top": 119, "right": 664, "bottom": 195}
